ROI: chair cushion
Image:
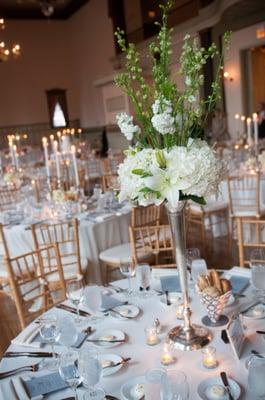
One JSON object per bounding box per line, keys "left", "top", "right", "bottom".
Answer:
{"left": 232, "top": 208, "right": 265, "bottom": 217}
{"left": 190, "top": 201, "right": 228, "bottom": 213}
{"left": 99, "top": 243, "right": 153, "bottom": 265}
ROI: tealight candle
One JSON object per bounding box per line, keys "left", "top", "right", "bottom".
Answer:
{"left": 160, "top": 342, "right": 175, "bottom": 365}
{"left": 176, "top": 304, "right": 184, "bottom": 320}
{"left": 145, "top": 327, "right": 158, "bottom": 346}
{"left": 202, "top": 346, "right": 218, "bottom": 369}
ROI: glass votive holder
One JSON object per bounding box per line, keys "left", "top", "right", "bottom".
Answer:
{"left": 202, "top": 346, "right": 218, "bottom": 369}
{"left": 176, "top": 304, "right": 184, "bottom": 320}
{"left": 145, "top": 327, "right": 159, "bottom": 346}
{"left": 160, "top": 341, "right": 175, "bottom": 366}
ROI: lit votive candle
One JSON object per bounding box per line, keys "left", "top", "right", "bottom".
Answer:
{"left": 176, "top": 304, "right": 184, "bottom": 320}
{"left": 202, "top": 346, "right": 218, "bottom": 369}
{"left": 145, "top": 327, "right": 158, "bottom": 346}
{"left": 160, "top": 342, "right": 175, "bottom": 365}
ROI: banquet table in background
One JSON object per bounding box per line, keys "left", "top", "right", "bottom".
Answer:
{"left": 0, "top": 209, "right": 131, "bottom": 284}
{"left": 0, "top": 267, "right": 262, "bottom": 399}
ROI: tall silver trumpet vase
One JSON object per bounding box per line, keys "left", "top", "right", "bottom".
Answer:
{"left": 166, "top": 201, "right": 211, "bottom": 351}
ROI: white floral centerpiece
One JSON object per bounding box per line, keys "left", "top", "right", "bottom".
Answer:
{"left": 114, "top": 0, "right": 230, "bottom": 350}
{"left": 3, "top": 169, "right": 23, "bottom": 187}
{"left": 245, "top": 151, "right": 265, "bottom": 172}
{"left": 115, "top": 0, "right": 229, "bottom": 211}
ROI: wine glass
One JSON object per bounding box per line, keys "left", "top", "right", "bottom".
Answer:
{"left": 83, "top": 285, "right": 103, "bottom": 322}
{"left": 57, "top": 316, "right": 79, "bottom": 349}
{"left": 119, "top": 261, "right": 135, "bottom": 296}
{"left": 248, "top": 355, "right": 265, "bottom": 398}
{"left": 250, "top": 248, "right": 265, "bottom": 302}
{"left": 59, "top": 350, "right": 83, "bottom": 400}
{"left": 136, "top": 264, "right": 152, "bottom": 298}
{"left": 39, "top": 316, "right": 60, "bottom": 370}
{"left": 161, "top": 369, "right": 189, "bottom": 400}
{"left": 66, "top": 278, "right": 85, "bottom": 326}
{"left": 145, "top": 368, "right": 167, "bottom": 400}
{"left": 191, "top": 259, "right": 207, "bottom": 284}
{"left": 79, "top": 347, "right": 105, "bottom": 399}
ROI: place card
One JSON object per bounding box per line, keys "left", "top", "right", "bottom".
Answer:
{"left": 229, "top": 275, "right": 249, "bottom": 295}
{"left": 24, "top": 372, "right": 68, "bottom": 397}
{"left": 160, "top": 275, "right": 180, "bottom": 293}
{"left": 226, "top": 316, "right": 245, "bottom": 359}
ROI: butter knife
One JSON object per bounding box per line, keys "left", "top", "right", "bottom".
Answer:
{"left": 220, "top": 371, "right": 233, "bottom": 400}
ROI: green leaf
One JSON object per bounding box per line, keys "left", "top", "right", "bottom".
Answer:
{"left": 132, "top": 169, "right": 145, "bottom": 175}
{"left": 179, "top": 193, "right": 206, "bottom": 205}
{"left": 139, "top": 187, "right": 155, "bottom": 194}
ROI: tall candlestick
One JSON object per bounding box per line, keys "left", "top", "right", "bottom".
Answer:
{"left": 55, "top": 150, "right": 61, "bottom": 184}
{"left": 9, "top": 139, "right": 15, "bottom": 168}
{"left": 71, "top": 145, "right": 79, "bottom": 187}
{"left": 57, "top": 131, "right": 62, "bottom": 151}
{"left": 247, "top": 117, "right": 252, "bottom": 145}
{"left": 42, "top": 137, "right": 50, "bottom": 179}
{"left": 235, "top": 113, "right": 240, "bottom": 137}
{"left": 50, "top": 134, "right": 55, "bottom": 152}
{"left": 253, "top": 113, "right": 259, "bottom": 150}
{"left": 241, "top": 115, "right": 246, "bottom": 135}
{"left": 13, "top": 145, "right": 19, "bottom": 170}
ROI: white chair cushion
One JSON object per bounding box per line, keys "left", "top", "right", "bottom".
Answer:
{"left": 99, "top": 243, "right": 153, "bottom": 265}
{"left": 190, "top": 201, "right": 228, "bottom": 213}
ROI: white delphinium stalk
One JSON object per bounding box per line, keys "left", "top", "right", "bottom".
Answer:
{"left": 151, "top": 97, "right": 175, "bottom": 135}
{"left": 116, "top": 112, "right": 141, "bottom": 141}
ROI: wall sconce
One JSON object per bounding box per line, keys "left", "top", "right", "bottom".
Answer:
{"left": 223, "top": 71, "right": 234, "bottom": 82}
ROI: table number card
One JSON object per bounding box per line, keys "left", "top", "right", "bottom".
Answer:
{"left": 226, "top": 316, "right": 245, "bottom": 360}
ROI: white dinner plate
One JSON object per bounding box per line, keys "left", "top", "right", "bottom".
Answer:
{"left": 110, "top": 305, "right": 140, "bottom": 320}
{"left": 89, "top": 329, "right": 125, "bottom": 348}
{"left": 98, "top": 353, "right": 123, "bottom": 376}
{"left": 197, "top": 376, "right": 241, "bottom": 400}
{"left": 242, "top": 303, "right": 265, "bottom": 320}
{"left": 160, "top": 292, "right": 182, "bottom": 306}
{"left": 121, "top": 375, "right": 145, "bottom": 400}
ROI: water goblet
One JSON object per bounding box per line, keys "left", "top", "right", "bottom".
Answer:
{"left": 250, "top": 248, "right": 265, "bottom": 302}
{"left": 79, "top": 347, "right": 105, "bottom": 399}
{"left": 145, "top": 368, "right": 167, "bottom": 400}
{"left": 161, "top": 369, "right": 189, "bottom": 400}
{"left": 57, "top": 316, "right": 79, "bottom": 349}
{"left": 136, "top": 263, "right": 152, "bottom": 298}
{"left": 66, "top": 278, "right": 85, "bottom": 326}
{"left": 119, "top": 261, "right": 135, "bottom": 296}
{"left": 39, "top": 316, "right": 60, "bottom": 370}
{"left": 186, "top": 248, "right": 200, "bottom": 282}
{"left": 191, "top": 259, "right": 207, "bottom": 284}
{"left": 59, "top": 350, "right": 83, "bottom": 400}
{"left": 83, "top": 285, "right": 103, "bottom": 323}
{"left": 248, "top": 354, "right": 265, "bottom": 398}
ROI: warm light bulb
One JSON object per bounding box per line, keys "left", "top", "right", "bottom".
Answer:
{"left": 235, "top": 113, "right": 240, "bottom": 119}
{"left": 0, "top": 41, "right": 5, "bottom": 48}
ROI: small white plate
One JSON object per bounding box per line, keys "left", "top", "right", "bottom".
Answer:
{"left": 121, "top": 375, "right": 145, "bottom": 400}
{"left": 242, "top": 304, "right": 265, "bottom": 320}
{"left": 98, "top": 353, "right": 123, "bottom": 376}
{"left": 160, "top": 292, "right": 182, "bottom": 306}
{"left": 90, "top": 329, "right": 125, "bottom": 348}
{"left": 110, "top": 305, "right": 140, "bottom": 320}
{"left": 197, "top": 376, "right": 241, "bottom": 400}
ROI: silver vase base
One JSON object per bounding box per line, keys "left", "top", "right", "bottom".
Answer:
{"left": 168, "top": 323, "right": 212, "bottom": 351}
{"left": 202, "top": 315, "right": 229, "bottom": 327}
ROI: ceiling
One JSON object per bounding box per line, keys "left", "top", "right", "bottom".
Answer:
{"left": 0, "top": 0, "right": 89, "bottom": 20}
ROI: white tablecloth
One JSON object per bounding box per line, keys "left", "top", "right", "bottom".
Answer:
{"left": 1, "top": 211, "right": 131, "bottom": 284}
{"left": 0, "top": 268, "right": 262, "bottom": 399}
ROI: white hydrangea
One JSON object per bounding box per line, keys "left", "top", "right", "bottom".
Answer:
{"left": 151, "top": 97, "right": 175, "bottom": 135}
{"left": 118, "top": 140, "right": 226, "bottom": 210}
{"left": 116, "top": 112, "right": 141, "bottom": 141}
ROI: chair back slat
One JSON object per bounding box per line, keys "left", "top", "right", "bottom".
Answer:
{"left": 237, "top": 218, "right": 265, "bottom": 266}
{"left": 131, "top": 205, "right": 161, "bottom": 227}
{"left": 227, "top": 174, "right": 261, "bottom": 216}
{"left": 0, "top": 187, "right": 20, "bottom": 211}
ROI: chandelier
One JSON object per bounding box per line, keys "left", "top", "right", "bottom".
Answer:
{"left": 0, "top": 18, "right": 21, "bottom": 62}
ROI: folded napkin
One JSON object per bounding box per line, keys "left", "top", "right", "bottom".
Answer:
{"left": 223, "top": 267, "right": 250, "bottom": 295}
{"left": 160, "top": 275, "right": 181, "bottom": 293}
{"left": 100, "top": 294, "right": 125, "bottom": 310}
{"left": 229, "top": 266, "right": 251, "bottom": 278}
{"left": 0, "top": 377, "right": 43, "bottom": 400}
{"left": 11, "top": 323, "right": 42, "bottom": 349}
{"left": 24, "top": 372, "right": 67, "bottom": 397}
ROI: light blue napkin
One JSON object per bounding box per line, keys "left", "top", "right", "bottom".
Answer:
{"left": 24, "top": 372, "right": 68, "bottom": 397}
{"left": 229, "top": 275, "right": 249, "bottom": 295}
{"left": 101, "top": 294, "right": 125, "bottom": 310}
{"left": 160, "top": 275, "right": 181, "bottom": 293}
{"left": 35, "top": 332, "right": 87, "bottom": 348}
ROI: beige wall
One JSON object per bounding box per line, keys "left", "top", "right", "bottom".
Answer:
{"left": 0, "top": 0, "right": 115, "bottom": 129}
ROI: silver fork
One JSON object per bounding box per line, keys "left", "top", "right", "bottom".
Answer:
{"left": 0, "top": 359, "right": 45, "bottom": 380}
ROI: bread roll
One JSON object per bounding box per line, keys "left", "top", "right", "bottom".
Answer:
{"left": 211, "top": 270, "right": 222, "bottom": 293}
{"left": 203, "top": 286, "right": 221, "bottom": 297}
{"left": 221, "top": 278, "right": 232, "bottom": 293}
{"left": 197, "top": 275, "right": 208, "bottom": 291}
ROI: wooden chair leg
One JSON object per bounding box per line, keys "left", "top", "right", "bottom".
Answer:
{"left": 236, "top": 218, "right": 244, "bottom": 267}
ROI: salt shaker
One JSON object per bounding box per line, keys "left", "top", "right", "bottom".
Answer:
{"left": 153, "top": 318, "right": 162, "bottom": 333}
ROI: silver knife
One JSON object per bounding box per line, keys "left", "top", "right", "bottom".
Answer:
{"left": 220, "top": 371, "right": 233, "bottom": 400}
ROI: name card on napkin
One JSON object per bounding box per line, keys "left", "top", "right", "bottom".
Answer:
{"left": 160, "top": 275, "right": 180, "bottom": 293}
{"left": 226, "top": 316, "right": 245, "bottom": 359}
{"left": 24, "top": 372, "right": 68, "bottom": 397}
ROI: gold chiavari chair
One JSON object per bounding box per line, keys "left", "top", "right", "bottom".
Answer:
{"left": 131, "top": 204, "right": 161, "bottom": 227}
{"left": 0, "top": 290, "right": 20, "bottom": 356}
{"left": 31, "top": 218, "right": 88, "bottom": 282}
{"left": 4, "top": 244, "right": 66, "bottom": 329}
{"left": 129, "top": 224, "right": 175, "bottom": 268}
{"left": 102, "top": 174, "right": 119, "bottom": 192}
{"left": 103, "top": 154, "right": 124, "bottom": 175}
{"left": 0, "top": 186, "right": 20, "bottom": 211}
{"left": 237, "top": 219, "right": 265, "bottom": 267}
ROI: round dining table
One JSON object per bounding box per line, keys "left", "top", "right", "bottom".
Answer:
{"left": 0, "top": 267, "right": 263, "bottom": 399}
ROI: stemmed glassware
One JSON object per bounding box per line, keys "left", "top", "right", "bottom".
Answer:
{"left": 39, "top": 316, "right": 60, "bottom": 370}
{"left": 161, "top": 369, "right": 189, "bottom": 400}
{"left": 135, "top": 264, "right": 152, "bottom": 298}
{"left": 186, "top": 248, "right": 201, "bottom": 289}
{"left": 59, "top": 350, "right": 83, "bottom": 400}
{"left": 66, "top": 278, "right": 85, "bottom": 326}
{"left": 119, "top": 262, "right": 135, "bottom": 296}
{"left": 83, "top": 285, "right": 103, "bottom": 322}
{"left": 191, "top": 259, "right": 207, "bottom": 284}
{"left": 250, "top": 248, "right": 265, "bottom": 302}
{"left": 145, "top": 368, "right": 167, "bottom": 400}
{"left": 57, "top": 316, "right": 79, "bottom": 349}
{"left": 79, "top": 347, "right": 105, "bottom": 399}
